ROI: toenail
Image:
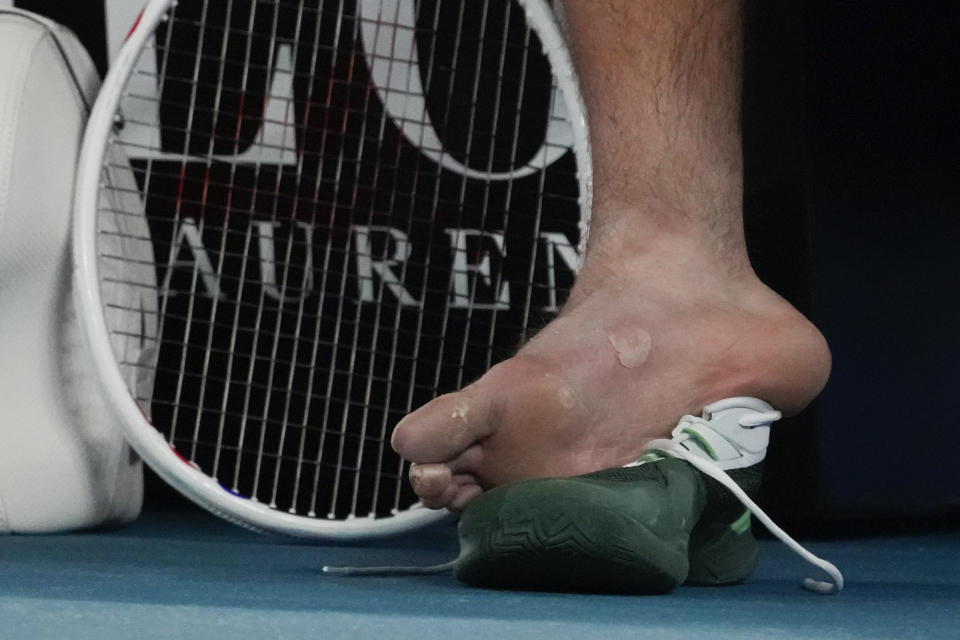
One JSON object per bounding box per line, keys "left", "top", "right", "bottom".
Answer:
{"left": 608, "top": 329, "right": 652, "bottom": 368}
{"left": 409, "top": 465, "right": 430, "bottom": 493}
{"left": 409, "top": 465, "right": 423, "bottom": 488}
{"left": 409, "top": 465, "right": 449, "bottom": 495}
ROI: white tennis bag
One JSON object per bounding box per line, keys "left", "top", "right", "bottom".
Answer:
{"left": 0, "top": 9, "right": 144, "bottom": 532}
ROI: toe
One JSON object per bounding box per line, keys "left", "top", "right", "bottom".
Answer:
{"left": 419, "top": 474, "right": 482, "bottom": 511}
{"left": 449, "top": 444, "right": 484, "bottom": 475}
{"left": 409, "top": 463, "right": 452, "bottom": 499}
{"left": 420, "top": 483, "right": 459, "bottom": 510}
{"left": 449, "top": 483, "right": 484, "bottom": 511}
{"left": 391, "top": 389, "right": 495, "bottom": 463}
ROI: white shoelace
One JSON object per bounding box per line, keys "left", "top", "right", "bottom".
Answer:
{"left": 642, "top": 414, "right": 844, "bottom": 595}
{"left": 322, "top": 560, "right": 456, "bottom": 576}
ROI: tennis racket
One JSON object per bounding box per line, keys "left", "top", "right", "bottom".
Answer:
{"left": 73, "top": 0, "right": 591, "bottom": 539}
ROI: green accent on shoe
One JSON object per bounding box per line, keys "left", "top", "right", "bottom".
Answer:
{"left": 681, "top": 428, "right": 718, "bottom": 460}
{"left": 637, "top": 451, "right": 664, "bottom": 463}
{"left": 730, "top": 509, "right": 752, "bottom": 535}
{"left": 454, "top": 458, "right": 706, "bottom": 594}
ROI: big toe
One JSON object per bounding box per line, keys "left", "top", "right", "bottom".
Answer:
{"left": 391, "top": 389, "right": 495, "bottom": 464}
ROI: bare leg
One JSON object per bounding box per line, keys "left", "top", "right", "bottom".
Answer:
{"left": 392, "top": 0, "right": 831, "bottom": 510}
{"left": 567, "top": 0, "right": 749, "bottom": 279}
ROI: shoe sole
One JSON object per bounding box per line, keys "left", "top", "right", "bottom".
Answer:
{"left": 454, "top": 478, "right": 691, "bottom": 594}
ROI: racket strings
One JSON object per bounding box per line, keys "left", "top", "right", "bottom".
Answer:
{"left": 97, "top": 0, "right": 579, "bottom": 523}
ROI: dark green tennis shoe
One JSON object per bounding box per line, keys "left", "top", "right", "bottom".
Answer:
{"left": 453, "top": 397, "right": 777, "bottom": 594}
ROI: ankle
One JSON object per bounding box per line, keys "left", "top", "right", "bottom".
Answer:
{"left": 572, "top": 239, "right": 757, "bottom": 310}
{"left": 586, "top": 196, "right": 750, "bottom": 270}
{"left": 582, "top": 217, "right": 750, "bottom": 285}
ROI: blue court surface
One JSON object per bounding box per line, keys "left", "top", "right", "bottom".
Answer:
{"left": 1, "top": 507, "right": 958, "bottom": 639}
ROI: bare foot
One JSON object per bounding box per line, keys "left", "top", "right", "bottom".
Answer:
{"left": 390, "top": 234, "right": 831, "bottom": 510}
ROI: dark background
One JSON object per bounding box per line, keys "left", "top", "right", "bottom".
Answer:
{"left": 744, "top": 1, "right": 960, "bottom": 526}
{"left": 18, "top": 0, "right": 960, "bottom": 527}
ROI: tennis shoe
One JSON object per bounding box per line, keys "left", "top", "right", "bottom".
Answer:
{"left": 454, "top": 398, "right": 836, "bottom": 593}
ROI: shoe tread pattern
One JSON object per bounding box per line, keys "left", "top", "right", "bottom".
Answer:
{"left": 455, "top": 461, "right": 697, "bottom": 593}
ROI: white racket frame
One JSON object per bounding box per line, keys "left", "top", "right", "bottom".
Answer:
{"left": 73, "top": 0, "right": 592, "bottom": 540}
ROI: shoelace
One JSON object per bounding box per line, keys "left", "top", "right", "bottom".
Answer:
{"left": 323, "top": 560, "right": 457, "bottom": 576}
{"left": 326, "top": 415, "right": 845, "bottom": 594}
{"left": 641, "top": 414, "right": 844, "bottom": 594}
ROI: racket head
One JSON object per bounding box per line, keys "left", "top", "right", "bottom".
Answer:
{"left": 73, "top": 0, "right": 590, "bottom": 540}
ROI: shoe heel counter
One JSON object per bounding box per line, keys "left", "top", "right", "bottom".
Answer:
{"left": 685, "top": 463, "right": 764, "bottom": 585}
{"left": 686, "top": 513, "right": 759, "bottom": 586}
